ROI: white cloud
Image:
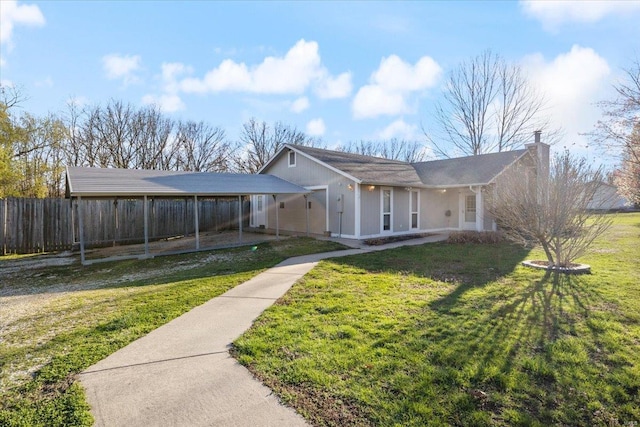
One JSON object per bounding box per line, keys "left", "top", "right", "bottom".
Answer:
{"left": 523, "top": 45, "right": 611, "bottom": 148}
{"left": 102, "top": 54, "right": 142, "bottom": 84}
{"left": 306, "top": 118, "right": 326, "bottom": 136}
{"left": 290, "top": 96, "right": 310, "bottom": 113}
{"left": 179, "top": 39, "right": 349, "bottom": 98}
{"left": 0, "top": 0, "right": 45, "bottom": 49}
{"left": 371, "top": 55, "right": 441, "bottom": 92}
{"left": 315, "top": 72, "right": 352, "bottom": 99}
{"left": 353, "top": 85, "right": 410, "bottom": 119}
{"left": 141, "top": 93, "right": 185, "bottom": 113}
{"left": 378, "top": 119, "right": 418, "bottom": 140}
{"left": 521, "top": 0, "right": 640, "bottom": 29}
{"left": 352, "top": 54, "right": 441, "bottom": 119}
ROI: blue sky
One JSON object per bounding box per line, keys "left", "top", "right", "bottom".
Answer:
{"left": 1, "top": 0, "right": 639, "bottom": 164}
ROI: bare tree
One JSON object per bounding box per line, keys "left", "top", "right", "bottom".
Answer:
{"left": 590, "top": 59, "right": 640, "bottom": 206}
{"left": 339, "top": 138, "right": 429, "bottom": 162}
{"left": 63, "top": 100, "right": 178, "bottom": 169}
{"left": 488, "top": 150, "right": 611, "bottom": 268}
{"left": 426, "top": 50, "right": 558, "bottom": 157}
{"left": 174, "top": 121, "right": 231, "bottom": 172}
{"left": 233, "top": 118, "right": 318, "bottom": 173}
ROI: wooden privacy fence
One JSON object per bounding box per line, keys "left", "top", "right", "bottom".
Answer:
{"left": 1, "top": 197, "right": 250, "bottom": 255}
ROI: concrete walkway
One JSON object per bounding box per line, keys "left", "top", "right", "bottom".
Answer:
{"left": 79, "top": 234, "right": 447, "bottom": 426}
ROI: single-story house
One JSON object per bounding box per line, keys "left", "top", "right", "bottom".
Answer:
{"left": 252, "top": 136, "right": 550, "bottom": 239}
{"left": 587, "top": 182, "right": 630, "bottom": 210}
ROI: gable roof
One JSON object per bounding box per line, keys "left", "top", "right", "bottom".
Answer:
{"left": 412, "top": 149, "right": 528, "bottom": 186}
{"left": 66, "top": 167, "right": 309, "bottom": 198}
{"left": 269, "top": 144, "right": 529, "bottom": 188}
{"left": 289, "top": 145, "right": 423, "bottom": 186}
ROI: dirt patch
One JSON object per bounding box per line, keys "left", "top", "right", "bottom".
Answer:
{"left": 0, "top": 231, "right": 280, "bottom": 335}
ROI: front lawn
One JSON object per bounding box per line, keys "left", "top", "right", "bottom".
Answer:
{"left": 233, "top": 213, "right": 640, "bottom": 426}
{"left": 0, "top": 237, "right": 346, "bottom": 426}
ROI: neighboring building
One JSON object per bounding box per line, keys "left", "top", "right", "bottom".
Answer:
{"left": 253, "top": 137, "right": 550, "bottom": 239}
{"left": 587, "top": 182, "right": 630, "bottom": 210}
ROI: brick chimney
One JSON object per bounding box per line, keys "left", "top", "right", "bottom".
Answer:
{"left": 525, "top": 130, "right": 550, "bottom": 185}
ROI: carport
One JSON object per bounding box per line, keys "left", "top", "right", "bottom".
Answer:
{"left": 65, "top": 167, "right": 310, "bottom": 265}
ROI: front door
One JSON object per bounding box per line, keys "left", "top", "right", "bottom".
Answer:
{"left": 381, "top": 187, "right": 392, "bottom": 234}
{"left": 461, "top": 193, "right": 477, "bottom": 230}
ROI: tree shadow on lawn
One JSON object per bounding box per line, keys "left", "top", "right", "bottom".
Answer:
{"left": 328, "top": 242, "right": 631, "bottom": 424}
{"left": 417, "top": 272, "right": 628, "bottom": 424}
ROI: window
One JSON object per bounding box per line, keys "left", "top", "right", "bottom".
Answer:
{"left": 465, "top": 195, "right": 476, "bottom": 222}
{"left": 288, "top": 150, "right": 296, "bottom": 167}
{"left": 410, "top": 191, "right": 419, "bottom": 229}
{"left": 382, "top": 189, "right": 391, "bottom": 231}
{"left": 257, "top": 196, "right": 263, "bottom": 212}
{"left": 280, "top": 202, "right": 285, "bottom": 209}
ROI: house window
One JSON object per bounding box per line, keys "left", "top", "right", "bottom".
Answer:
{"left": 288, "top": 150, "right": 296, "bottom": 167}
{"left": 410, "top": 190, "right": 419, "bottom": 229}
{"left": 465, "top": 195, "right": 476, "bottom": 222}
{"left": 382, "top": 188, "right": 392, "bottom": 231}
{"left": 280, "top": 202, "right": 285, "bottom": 209}
{"left": 257, "top": 196, "right": 263, "bottom": 212}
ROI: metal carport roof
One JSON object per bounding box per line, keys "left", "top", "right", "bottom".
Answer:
{"left": 65, "top": 166, "right": 309, "bottom": 198}
{"left": 65, "top": 167, "right": 309, "bottom": 265}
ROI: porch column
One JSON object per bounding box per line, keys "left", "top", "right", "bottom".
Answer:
{"left": 476, "top": 188, "right": 484, "bottom": 232}
{"left": 354, "top": 183, "right": 361, "bottom": 238}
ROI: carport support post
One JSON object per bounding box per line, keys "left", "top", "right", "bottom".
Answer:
{"left": 272, "top": 194, "right": 279, "bottom": 240}
{"left": 238, "top": 195, "right": 243, "bottom": 243}
{"left": 194, "top": 195, "right": 200, "bottom": 250}
{"left": 78, "top": 196, "right": 85, "bottom": 265}
{"left": 143, "top": 195, "right": 149, "bottom": 257}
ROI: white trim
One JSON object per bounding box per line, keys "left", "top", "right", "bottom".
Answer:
{"left": 259, "top": 144, "right": 363, "bottom": 183}
{"left": 380, "top": 187, "right": 393, "bottom": 234}
{"left": 288, "top": 150, "right": 296, "bottom": 168}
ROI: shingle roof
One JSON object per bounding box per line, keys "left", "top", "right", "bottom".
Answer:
{"left": 66, "top": 167, "right": 308, "bottom": 197}
{"left": 287, "top": 145, "right": 528, "bottom": 187}
{"left": 290, "top": 145, "right": 424, "bottom": 186}
{"left": 412, "top": 149, "right": 528, "bottom": 186}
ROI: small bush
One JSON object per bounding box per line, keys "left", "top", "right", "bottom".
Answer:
{"left": 447, "top": 231, "right": 505, "bottom": 244}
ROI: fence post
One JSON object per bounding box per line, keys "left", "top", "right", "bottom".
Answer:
{"left": 1, "top": 198, "right": 6, "bottom": 255}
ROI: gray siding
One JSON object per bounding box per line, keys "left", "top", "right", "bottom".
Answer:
{"left": 393, "top": 188, "right": 409, "bottom": 232}
{"left": 360, "top": 186, "right": 380, "bottom": 236}
{"left": 421, "top": 189, "right": 456, "bottom": 229}
{"left": 262, "top": 150, "right": 357, "bottom": 236}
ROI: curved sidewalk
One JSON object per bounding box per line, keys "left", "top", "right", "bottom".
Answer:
{"left": 79, "top": 234, "right": 447, "bottom": 426}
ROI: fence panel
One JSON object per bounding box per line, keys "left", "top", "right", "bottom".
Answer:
{"left": 1, "top": 197, "right": 250, "bottom": 255}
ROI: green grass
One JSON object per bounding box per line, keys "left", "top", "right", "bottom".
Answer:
{"left": 233, "top": 213, "right": 640, "bottom": 426}
{"left": 0, "top": 237, "right": 347, "bottom": 427}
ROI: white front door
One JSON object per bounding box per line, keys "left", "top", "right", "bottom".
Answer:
{"left": 381, "top": 187, "right": 393, "bottom": 233}
{"left": 251, "top": 195, "right": 266, "bottom": 228}
{"left": 460, "top": 193, "right": 477, "bottom": 230}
